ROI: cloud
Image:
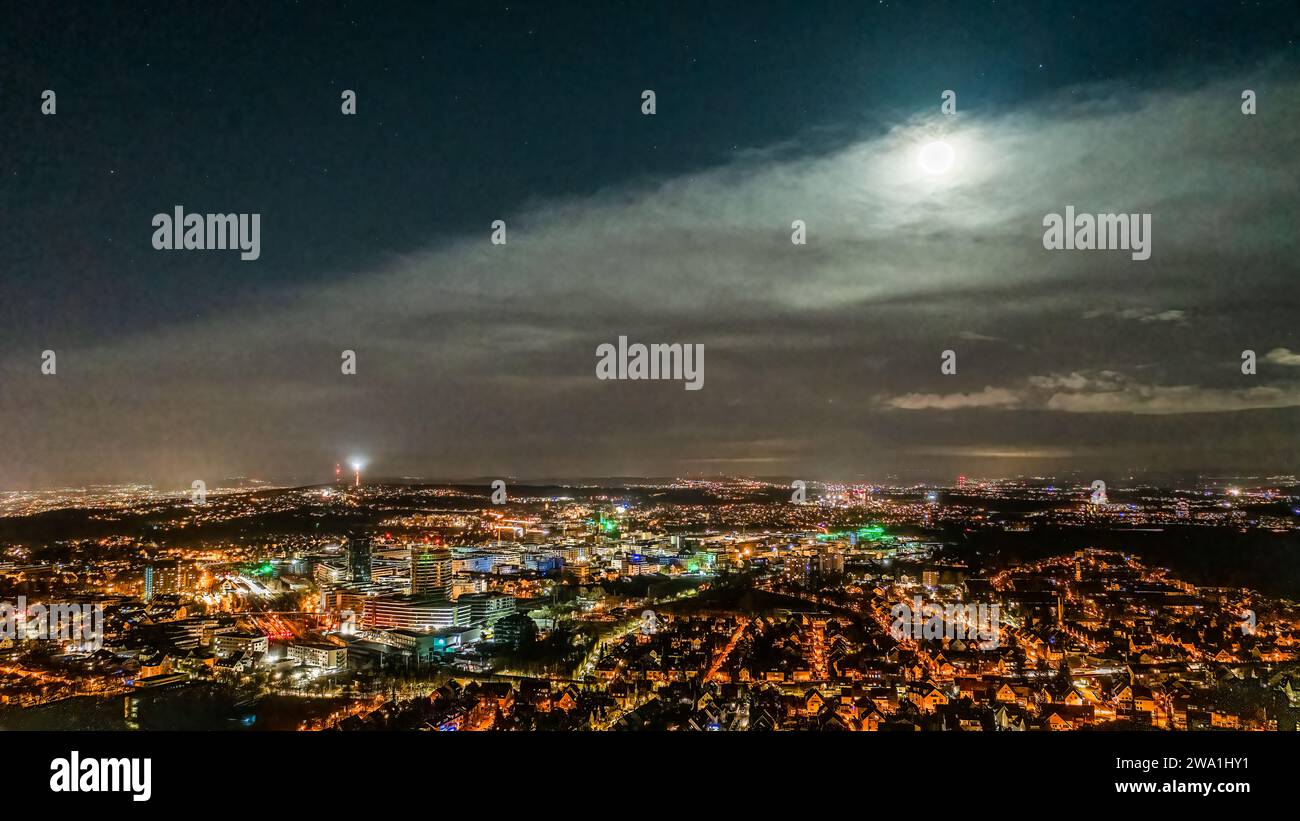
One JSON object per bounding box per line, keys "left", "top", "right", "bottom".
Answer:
{"left": 1042, "top": 383, "right": 1300, "bottom": 414}
{"left": 4, "top": 63, "right": 1300, "bottom": 485}
{"left": 1027, "top": 372, "right": 1123, "bottom": 392}
{"left": 1082, "top": 308, "right": 1186, "bottom": 323}
{"left": 885, "top": 387, "right": 1023, "bottom": 410}
{"left": 1141, "top": 310, "right": 1186, "bottom": 323}
{"left": 913, "top": 446, "right": 1075, "bottom": 459}
{"left": 887, "top": 370, "right": 1300, "bottom": 415}
{"left": 1264, "top": 347, "right": 1300, "bottom": 366}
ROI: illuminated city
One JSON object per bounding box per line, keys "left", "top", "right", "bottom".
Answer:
{"left": 4, "top": 0, "right": 1297, "bottom": 804}
{"left": 2, "top": 473, "right": 1298, "bottom": 732}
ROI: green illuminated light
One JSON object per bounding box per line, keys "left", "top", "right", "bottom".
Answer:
{"left": 817, "top": 525, "right": 888, "bottom": 542}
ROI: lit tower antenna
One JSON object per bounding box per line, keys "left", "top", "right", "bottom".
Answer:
{"left": 335, "top": 464, "right": 342, "bottom": 484}
{"left": 351, "top": 460, "right": 364, "bottom": 488}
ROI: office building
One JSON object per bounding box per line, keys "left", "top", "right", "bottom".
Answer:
{"left": 410, "top": 546, "right": 453, "bottom": 598}
{"left": 459, "top": 592, "right": 516, "bottom": 627}
{"left": 361, "top": 595, "right": 470, "bottom": 630}
{"left": 347, "top": 536, "right": 373, "bottom": 584}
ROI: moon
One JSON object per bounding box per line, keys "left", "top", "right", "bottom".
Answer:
{"left": 919, "top": 140, "right": 955, "bottom": 174}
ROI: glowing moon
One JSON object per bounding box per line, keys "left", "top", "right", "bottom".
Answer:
{"left": 919, "top": 140, "right": 955, "bottom": 174}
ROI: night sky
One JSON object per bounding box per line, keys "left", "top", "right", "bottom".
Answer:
{"left": 3, "top": 1, "right": 1299, "bottom": 488}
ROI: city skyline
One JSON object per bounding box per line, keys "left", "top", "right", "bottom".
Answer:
{"left": 8, "top": 2, "right": 1300, "bottom": 804}
{"left": 4, "top": 476, "right": 1299, "bottom": 735}
{"left": 6, "top": 466, "right": 1299, "bottom": 496}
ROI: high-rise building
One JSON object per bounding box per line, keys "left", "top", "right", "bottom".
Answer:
{"left": 144, "top": 561, "right": 187, "bottom": 600}
{"left": 346, "top": 536, "right": 372, "bottom": 584}
{"left": 410, "top": 546, "right": 453, "bottom": 599}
